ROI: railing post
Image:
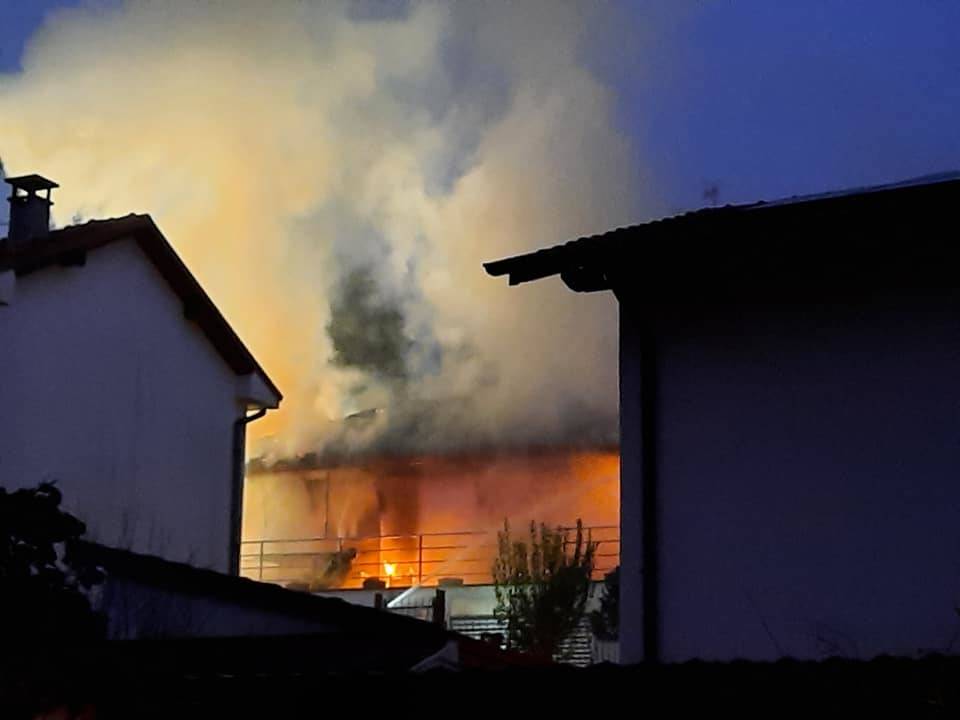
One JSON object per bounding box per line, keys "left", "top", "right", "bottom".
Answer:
{"left": 432, "top": 589, "right": 446, "bottom": 626}
{"left": 418, "top": 534, "right": 423, "bottom": 585}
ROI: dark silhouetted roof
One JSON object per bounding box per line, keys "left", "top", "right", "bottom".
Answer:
{"left": 71, "top": 540, "right": 548, "bottom": 672}
{"left": 72, "top": 540, "right": 432, "bottom": 632}
{"left": 0, "top": 215, "right": 281, "bottom": 401}
{"left": 484, "top": 172, "right": 960, "bottom": 299}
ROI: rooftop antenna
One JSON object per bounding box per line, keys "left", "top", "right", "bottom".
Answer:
{"left": 703, "top": 182, "right": 720, "bottom": 207}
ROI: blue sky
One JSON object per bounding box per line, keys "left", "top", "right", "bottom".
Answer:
{"left": 617, "top": 1, "right": 960, "bottom": 212}
{"left": 0, "top": 1, "right": 80, "bottom": 72}
{"left": 2, "top": 1, "right": 959, "bottom": 217}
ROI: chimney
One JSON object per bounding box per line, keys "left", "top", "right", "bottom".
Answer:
{"left": 4, "top": 174, "right": 58, "bottom": 247}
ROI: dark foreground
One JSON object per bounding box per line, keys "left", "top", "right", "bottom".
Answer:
{"left": 6, "top": 640, "right": 960, "bottom": 718}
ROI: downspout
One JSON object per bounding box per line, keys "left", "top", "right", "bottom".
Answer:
{"left": 229, "top": 407, "right": 268, "bottom": 576}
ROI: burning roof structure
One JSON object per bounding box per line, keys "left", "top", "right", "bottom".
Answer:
{"left": 241, "top": 446, "right": 620, "bottom": 590}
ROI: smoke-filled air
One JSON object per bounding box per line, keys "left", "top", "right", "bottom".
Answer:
{"left": 0, "top": 0, "right": 652, "bottom": 462}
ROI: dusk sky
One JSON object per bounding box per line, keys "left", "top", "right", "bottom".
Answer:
{"left": 5, "top": 1, "right": 959, "bottom": 213}
{"left": 2, "top": 1, "right": 959, "bottom": 458}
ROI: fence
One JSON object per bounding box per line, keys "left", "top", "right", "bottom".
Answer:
{"left": 240, "top": 524, "right": 619, "bottom": 590}
{"left": 449, "top": 616, "right": 595, "bottom": 667}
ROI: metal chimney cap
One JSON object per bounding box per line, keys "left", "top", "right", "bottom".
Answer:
{"left": 5, "top": 174, "right": 59, "bottom": 193}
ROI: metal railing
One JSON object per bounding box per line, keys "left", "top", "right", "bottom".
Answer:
{"left": 240, "top": 525, "right": 619, "bottom": 590}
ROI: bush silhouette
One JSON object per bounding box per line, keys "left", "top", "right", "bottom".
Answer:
{"left": 0, "top": 483, "right": 104, "bottom": 645}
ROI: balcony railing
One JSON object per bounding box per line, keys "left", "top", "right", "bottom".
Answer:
{"left": 240, "top": 525, "right": 619, "bottom": 590}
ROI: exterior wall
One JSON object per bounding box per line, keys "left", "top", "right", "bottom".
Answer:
{"left": 242, "top": 450, "right": 619, "bottom": 541}
{"left": 618, "top": 301, "right": 646, "bottom": 664}
{"left": 620, "top": 291, "right": 960, "bottom": 661}
{"left": 0, "top": 241, "right": 243, "bottom": 571}
{"left": 241, "top": 451, "right": 619, "bottom": 590}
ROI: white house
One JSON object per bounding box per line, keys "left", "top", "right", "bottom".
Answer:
{"left": 486, "top": 172, "right": 960, "bottom": 663}
{"left": 0, "top": 174, "right": 281, "bottom": 574}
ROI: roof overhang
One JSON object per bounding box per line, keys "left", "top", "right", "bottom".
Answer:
{"left": 484, "top": 172, "right": 960, "bottom": 300}
{"left": 238, "top": 372, "right": 281, "bottom": 410}
{"left": 1, "top": 214, "right": 282, "bottom": 403}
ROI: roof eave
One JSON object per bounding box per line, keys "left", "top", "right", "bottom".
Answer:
{"left": 483, "top": 240, "right": 615, "bottom": 292}
{"left": 238, "top": 372, "right": 282, "bottom": 410}
{"left": 129, "top": 217, "right": 283, "bottom": 401}
{"left": 483, "top": 174, "right": 960, "bottom": 296}
{"left": 2, "top": 215, "right": 284, "bottom": 401}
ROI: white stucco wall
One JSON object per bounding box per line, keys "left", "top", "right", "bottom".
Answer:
{"left": 621, "top": 292, "right": 960, "bottom": 662}
{"left": 0, "top": 240, "right": 245, "bottom": 571}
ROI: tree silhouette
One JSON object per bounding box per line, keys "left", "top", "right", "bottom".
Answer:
{"left": 492, "top": 518, "right": 595, "bottom": 660}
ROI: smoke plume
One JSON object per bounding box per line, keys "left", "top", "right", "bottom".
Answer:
{"left": 0, "top": 0, "right": 650, "bottom": 460}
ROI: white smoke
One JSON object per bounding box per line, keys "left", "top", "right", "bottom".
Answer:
{"left": 0, "top": 0, "right": 651, "bottom": 459}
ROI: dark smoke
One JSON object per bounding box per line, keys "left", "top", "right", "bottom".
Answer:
{"left": 326, "top": 267, "right": 412, "bottom": 380}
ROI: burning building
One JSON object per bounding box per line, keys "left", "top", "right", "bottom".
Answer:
{"left": 0, "top": 1, "right": 633, "bottom": 630}
{"left": 241, "top": 445, "right": 620, "bottom": 591}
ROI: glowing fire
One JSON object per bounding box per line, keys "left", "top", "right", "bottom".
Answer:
{"left": 383, "top": 562, "right": 397, "bottom": 588}
{"left": 241, "top": 447, "right": 620, "bottom": 589}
